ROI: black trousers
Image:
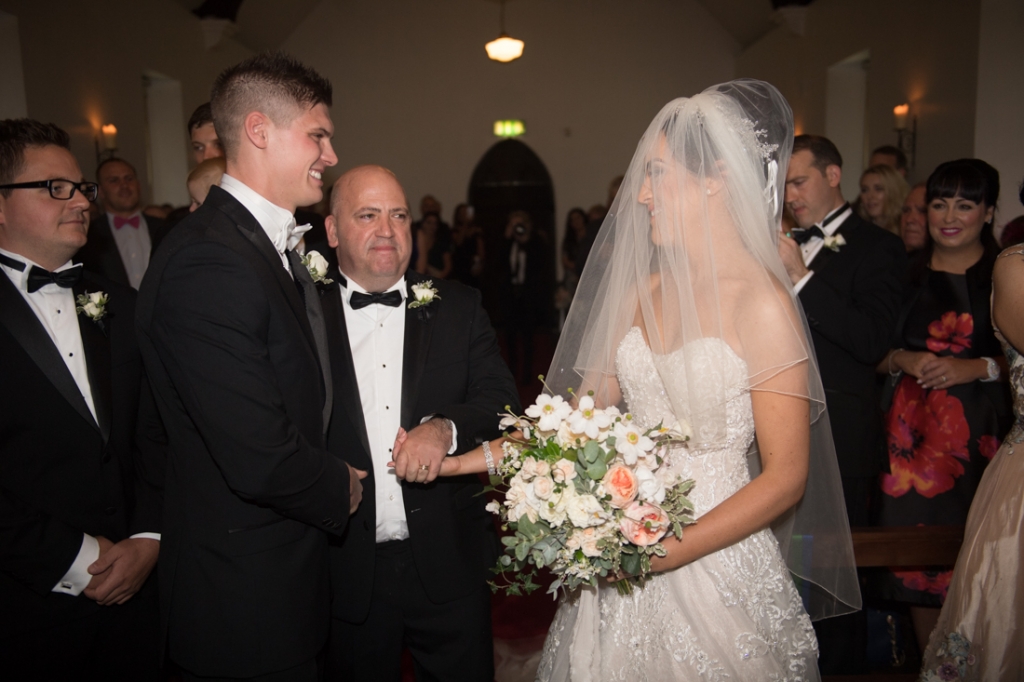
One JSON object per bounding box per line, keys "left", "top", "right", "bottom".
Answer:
{"left": 0, "top": 578, "right": 160, "bottom": 682}
{"left": 178, "top": 659, "right": 319, "bottom": 682}
{"left": 325, "top": 540, "right": 493, "bottom": 682}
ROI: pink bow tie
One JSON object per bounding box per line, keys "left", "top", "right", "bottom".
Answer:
{"left": 114, "top": 215, "right": 140, "bottom": 230}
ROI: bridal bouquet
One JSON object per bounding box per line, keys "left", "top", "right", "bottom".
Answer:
{"left": 487, "top": 390, "right": 696, "bottom": 596}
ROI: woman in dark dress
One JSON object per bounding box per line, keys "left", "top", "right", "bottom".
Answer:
{"left": 876, "top": 159, "right": 1012, "bottom": 652}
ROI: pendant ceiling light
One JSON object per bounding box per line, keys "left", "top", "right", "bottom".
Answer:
{"left": 485, "top": 0, "right": 524, "bottom": 63}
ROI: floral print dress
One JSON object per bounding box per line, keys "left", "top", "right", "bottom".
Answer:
{"left": 876, "top": 253, "right": 1011, "bottom": 606}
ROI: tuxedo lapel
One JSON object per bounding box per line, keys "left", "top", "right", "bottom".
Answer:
{"left": 401, "top": 276, "right": 435, "bottom": 429}
{"left": 0, "top": 275, "right": 99, "bottom": 432}
{"left": 322, "top": 286, "right": 372, "bottom": 465}
{"left": 209, "top": 187, "right": 317, "bottom": 353}
{"left": 74, "top": 280, "right": 112, "bottom": 444}
{"left": 807, "top": 221, "right": 852, "bottom": 274}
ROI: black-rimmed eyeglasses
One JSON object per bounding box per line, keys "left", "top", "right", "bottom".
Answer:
{"left": 0, "top": 179, "right": 99, "bottom": 202}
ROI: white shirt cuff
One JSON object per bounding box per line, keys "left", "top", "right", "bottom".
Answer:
{"left": 52, "top": 534, "right": 100, "bottom": 596}
{"left": 420, "top": 415, "right": 459, "bottom": 455}
{"left": 130, "top": 532, "right": 161, "bottom": 542}
{"left": 793, "top": 270, "right": 814, "bottom": 294}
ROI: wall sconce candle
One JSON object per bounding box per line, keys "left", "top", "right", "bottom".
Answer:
{"left": 101, "top": 124, "right": 118, "bottom": 151}
{"left": 893, "top": 104, "right": 909, "bottom": 131}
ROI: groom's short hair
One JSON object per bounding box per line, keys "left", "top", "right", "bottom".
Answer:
{"left": 0, "top": 119, "right": 70, "bottom": 196}
{"left": 210, "top": 51, "right": 333, "bottom": 158}
{"left": 793, "top": 134, "right": 843, "bottom": 174}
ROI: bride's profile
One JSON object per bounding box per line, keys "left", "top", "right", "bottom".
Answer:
{"left": 410, "top": 80, "right": 860, "bottom": 680}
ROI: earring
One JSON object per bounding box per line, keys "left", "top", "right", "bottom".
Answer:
{"left": 706, "top": 189, "right": 712, "bottom": 195}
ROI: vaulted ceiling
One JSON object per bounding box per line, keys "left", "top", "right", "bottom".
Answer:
{"left": 170, "top": 0, "right": 805, "bottom": 53}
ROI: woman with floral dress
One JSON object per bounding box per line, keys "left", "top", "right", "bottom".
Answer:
{"left": 876, "top": 159, "right": 1012, "bottom": 654}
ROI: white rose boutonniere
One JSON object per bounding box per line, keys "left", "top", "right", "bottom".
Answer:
{"left": 76, "top": 291, "right": 109, "bottom": 322}
{"left": 301, "top": 250, "right": 333, "bottom": 285}
{"left": 823, "top": 234, "right": 846, "bottom": 252}
{"left": 408, "top": 280, "right": 440, "bottom": 309}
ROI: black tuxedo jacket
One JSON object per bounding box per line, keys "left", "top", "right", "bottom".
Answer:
{"left": 0, "top": 272, "right": 165, "bottom": 638}
{"left": 798, "top": 211, "right": 908, "bottom": 477}
{"left": 323, "top": 272, "right": 518, "bottom": 623}
{"left": 76, "top": 213, "right": 168, "bottom": 288}
{"left": 135, "top": 186, "right": 352, "bottom": 677}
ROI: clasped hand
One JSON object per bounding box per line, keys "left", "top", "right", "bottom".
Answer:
{"left": 894, "top": 350, "right": 982, "bottom": 389}
{"left": 84, "top": 536, "right": 159, "bottom": 606}
{"left": 388, "top": 419, "right": 455, "bottom": 484}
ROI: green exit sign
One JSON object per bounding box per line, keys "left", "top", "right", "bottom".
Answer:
{"left": 493, "top": 120, "right": 525, "bottom": 137}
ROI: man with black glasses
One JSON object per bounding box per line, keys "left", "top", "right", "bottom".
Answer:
{"left": 0, "top": 119, "right": 165, "bottom": 680}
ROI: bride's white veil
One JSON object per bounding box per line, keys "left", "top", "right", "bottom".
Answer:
{"left": 547, "top": 80, "right": 861, "bottom": 621}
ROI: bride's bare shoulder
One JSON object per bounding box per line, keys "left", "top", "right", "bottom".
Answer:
{"left": 733, "top": 272, "right": 802, "bottom": 331}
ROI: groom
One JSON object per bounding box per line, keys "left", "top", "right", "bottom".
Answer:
{"left": 136, "top": 54, "right": 364, "bottom": 680}
{"left": 321, "top": 165, "right": 518, "bottom": 681}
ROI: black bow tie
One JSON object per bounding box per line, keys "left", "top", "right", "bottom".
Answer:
{"left": 350, "top": 289, "right": 403, "bottom": 310}
{"left": 791, "top": 225, "right": 825, "bottom": 245}
{"left": 0, "top": 252, "right": 83, "bottom": 293}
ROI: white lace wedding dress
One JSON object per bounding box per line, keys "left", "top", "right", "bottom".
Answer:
{"left": 536, "top": 328, "right": 819, "bottom": 681}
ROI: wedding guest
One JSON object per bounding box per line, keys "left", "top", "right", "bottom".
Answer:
{"left": 186, "top": 157, "right": 226, "bottom": 212}
{"left": 869, "top": 144, "right": 909, "bottom": 179}
{"left": 75, "top": 158, "right": 167, "bottom": 290}
{"left": 560, "top": 206, "right": 587, "bottom": 290}
{"left": 136, "top": 53, "right": 365, "bottom": 681}
{"left": 187, "top": 102, "right": 223, "bottom": 165}
{"left": 450, "top": 203, "right": 484, "bottom": 288}
{"left": 0, "top": 118, "right": 165, "bottom": 680}
{"left": 919, "top": 179, "right": 1024, "bottom": 679}
{"left": 321, "top": 165, "right": 517, "bottom": 681}
{"left": 900, "top": 183, "right": 929, "bottom": 253}
{"left": 858, "top": 163, "right": 909, "bottom": 235}
{"left": 414, "top": 211, "right": 452, "bottom": 278}
{"left": 778, "top": 133, "right": 908, "bottom": 674}
{"left": 875, "top": 158, "right": 1010, "bottom": 655}
{"left": 503, "top": 209, "right": 544, "bottom": 385}
{"left": 999, "top": 214, "right": 1024, "bottom": 248}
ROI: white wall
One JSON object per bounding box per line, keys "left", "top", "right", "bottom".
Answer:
{"left": 974, "top": 0, "right": 1024, "bottom": 223}
{"left": 0, "top": 10, "right": 27, "bottom": 120}
{"left": 283, "top": 0, "right": 739, "bottom": 230}
{"left": 738, "top": 0, "right": 981, "bottom": 190}
{"left": 0, "top": 0, "right": 252, "bottom": 201}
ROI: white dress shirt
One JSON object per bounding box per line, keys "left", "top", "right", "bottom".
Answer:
{"left": 219, "top": 174, "right": 310, "bottom": 275}
{"left": 0, "top": 248, "right": 157, "bottom": 596}
{"left": 793, "top": 203, "right": 853, "bottom": 293}
{"left": 340, "top": 273, "right": 411, "bottom": 542}
{"left": 107, "top": 211, "right": 152, "bottom": 289}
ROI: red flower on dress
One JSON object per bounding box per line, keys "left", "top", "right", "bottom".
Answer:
{"left": 883, "top": 378, "right": 971, "bottom": 498}
{"left": 894, "top": 568, "right": 953, "bottom": 600}
{"left": 978, "top": 434, "right": 1000, "bottom": 460}
{"left": 927, "top": 311, "right": 973, "bottom": 354}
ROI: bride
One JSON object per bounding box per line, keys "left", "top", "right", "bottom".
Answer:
{"left": 400, "top": 80, "right": 860, "bottom": 680}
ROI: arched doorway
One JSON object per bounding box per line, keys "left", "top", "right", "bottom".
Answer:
{"left": 467, "top": 139, "right": 556, "bottom": 328}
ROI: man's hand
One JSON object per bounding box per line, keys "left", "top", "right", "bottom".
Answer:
{"left": 390, "top": 419, "right": 452, "bottom": 484}
{"left": 348, "top": 463, "right": 368, "bottom": 514}
{"left": 84, "top": 537, "right": 159, "bottom": 606}
{"left": 778, "top": 232, "right": 810, "bottom": 285}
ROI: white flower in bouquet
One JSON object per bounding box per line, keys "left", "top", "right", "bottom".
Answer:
{"left": 569, "top": 395, "right": 612, "bottom": 440}
{"left": 485, "top": 500, "right": 501, "bottom": 514}
{"left": 519, "top": 456, "right": 541, "bottom": 481}
{"left": 551, "top": 458, "right": 577, "bottom": 484}
{"left": 634, "top": 465, "right": 667, "bottom": 504}
{"left": 566, "top": 493, "right": 608, "bottom": 528}
{"left": 613, "top": 419, "right": 655, "bottom": 465}
{"left": 538, "top": 489, "right": 569, "bottom": 527}
{"left": 524, "top": 394, "right": 573, "bottom": 432}
{"left": 532, "top": 475, "right": 555, "bottom": 500}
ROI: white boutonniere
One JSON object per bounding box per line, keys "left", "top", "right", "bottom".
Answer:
{"left": 823, "top": 234, "right": 846, "bottom": 252}
{"left": 75, "top": 291, "right": 109, "bottom": 321}
{"left": 408, "top": 280, "right": 440, "bottom": 309}
{"left": 301, "top": 250, "right": 333, "bottom": 285}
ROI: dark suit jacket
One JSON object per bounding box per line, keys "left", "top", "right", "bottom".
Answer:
{"left": 799, "top": 211, "right": 908, "bottom": 478}
{"left": 0, "top": 272, "right": 165, "bottom": 638}
{"left": 135, "top": 186, "right": 352, "bottom": 677}
{"left": 323, "top": 272, "right": 518, "bottom": 623}
{"left": 76, "top": 213, "right": 168, "bottom": 288}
